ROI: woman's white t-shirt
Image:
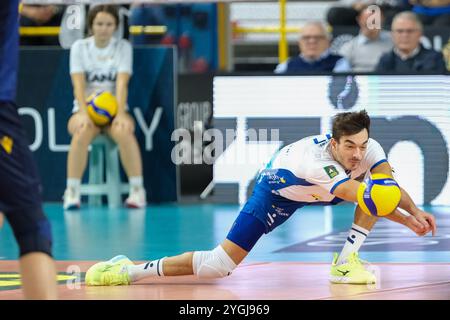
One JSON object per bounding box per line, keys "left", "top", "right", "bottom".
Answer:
{"left": 69, "top": 36, "right": 132, "bottom": 112}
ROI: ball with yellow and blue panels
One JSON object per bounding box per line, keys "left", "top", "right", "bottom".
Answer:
{"left": 357, "top": 173, "right": 401, "bottom": 217}
{"left": 86, "top": 91, "right": 118, "bottom": 126}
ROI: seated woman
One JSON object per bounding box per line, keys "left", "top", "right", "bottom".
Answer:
{"left": 63, "top": 5, "right": 146, "bottom": 210}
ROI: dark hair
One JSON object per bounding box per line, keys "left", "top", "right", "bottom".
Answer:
{"left": 87, "top": 5, "right": 119, "bottom": 32}
{"left": 332, "top": 110, "right": 370, "bottom": 142}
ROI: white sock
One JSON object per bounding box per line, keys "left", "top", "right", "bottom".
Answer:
{"left": 336, "top": 223, "right": 369, "bottom": 265}
{"left": 129, "top": 176, "right": 144, "bottom": 192}
{"left": 67, "top": 178, "right": 80, "bottom": 192}
{"left": 127, "top": 257, "right": 165, "bottom": 282}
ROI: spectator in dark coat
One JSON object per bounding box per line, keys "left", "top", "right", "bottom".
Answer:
{"left": 376, "top": 11, "right": 447, "bottom": 72}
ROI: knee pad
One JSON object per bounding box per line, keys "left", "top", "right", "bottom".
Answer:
{"left": 192, "top": 245, "right": 237, "bottom": 279}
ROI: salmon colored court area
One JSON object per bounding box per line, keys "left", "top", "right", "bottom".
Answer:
{"left": 0, "top": 260, "right": 450, "bottom": 300}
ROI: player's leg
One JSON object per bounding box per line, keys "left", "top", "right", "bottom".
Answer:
{"left": 64, "top": 112, "right": 101, "bottom": 209}
{"left": 20, "top": 253, "right": 56, "bottom": 299}
{"left": 104, "top": 113, "right": 146, "bottom": 208}
{"left": 4, "top": 206, "right": 57, "bottom": 299}
{"left": 125, "top": 211, "right": 263, "bottom": 282}
{"left": 0, "top": 102, "right": 57, "bottom": 299}
{"left": 336, "top": 205, "right": 377, "bottom": 264}
{"left": 85, "top": 189, "right": 299, "bottom": 286}
{"left": 151, "top": 238, "right": 249, "bottom": 277}
{"left": 330, "top": 204, "right": 377, "bottom": 284}
{"left": 130, "top": 238, "right": 250, "bottom": 279}
{"left": 85, "top": 211, "right": 264, "bottom": 285}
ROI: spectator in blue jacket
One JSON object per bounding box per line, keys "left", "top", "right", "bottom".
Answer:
{"left": 275, "top": 21, "right": 351, "bottom": 74}
{"left": 409, "top": 0, "right": 450, "bottom": 26}
{"left": 375, "top": 11, "right": 447, "bottom": 72}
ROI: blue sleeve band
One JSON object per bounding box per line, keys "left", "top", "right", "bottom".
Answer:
{"left": 330, "top": 177, "right": 350, "bottom": 194}
{"left": 370, "top": 159, "right": 388, "bottom": 171}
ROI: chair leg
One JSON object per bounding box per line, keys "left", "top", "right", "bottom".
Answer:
{"left": 105, "top": 142, "right": 122, "bottom": 208}
{"left": 88, "top": 144, "right": 104, "bottom": 206}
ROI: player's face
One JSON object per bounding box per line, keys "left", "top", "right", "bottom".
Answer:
{"left": 92, "top": 12, "right": 117, "bottom": 43}
{"left": 332, "top": 129, "right": 369, "bottom": 171}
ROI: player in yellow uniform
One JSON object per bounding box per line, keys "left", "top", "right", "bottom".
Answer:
{"left": 0, "top": 0, "right": 57, "bottom": 299}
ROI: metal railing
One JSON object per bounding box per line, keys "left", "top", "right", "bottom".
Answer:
{"left": 19, "top": 25, "right": 168, "bottom": 37}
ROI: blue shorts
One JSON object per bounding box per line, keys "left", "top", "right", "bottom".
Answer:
{"left": 226, "top": 184, "right": 344, "bottom": 252}
{"left": 0, "top": 101, "right": 52, "bottom": 256}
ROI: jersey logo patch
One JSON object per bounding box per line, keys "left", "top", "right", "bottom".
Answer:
{"left": 324, "top": 165, "right": 339, "bottom": 179}
{"left": 310, "top": 194, "right": 322, "bottom": 201}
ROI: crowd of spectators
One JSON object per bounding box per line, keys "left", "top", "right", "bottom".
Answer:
{"left": 18, "top": 2, "right": 449, "bottom": 73}
{"left": 277, "top": 4, "right": 448, "bottom": 74}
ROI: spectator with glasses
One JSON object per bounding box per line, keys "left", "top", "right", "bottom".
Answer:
{"left": 375, "top": 11, "right": 446, "bottom": 72}
{"left": 275, "top": 21, "right": 351, "bottom": 74}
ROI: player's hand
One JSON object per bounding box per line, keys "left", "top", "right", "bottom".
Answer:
{"left": 412, "top": 209, "right": 437, "bottom": 236}
{"left": 0, "top": 212, "right": 4, "bottom": 229}
{"left": 404, "top": 215, "right": 428, "bottom": 236}
{"left": 111, "top": 111, "right": 135, "bottom": 133}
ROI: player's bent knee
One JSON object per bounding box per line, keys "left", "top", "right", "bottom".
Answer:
{"left": 72, "top": 126, "right": 97, "bottom": 145}
{"left": 192, "top": 245, "right": 237, "bottom": 279}
{"left": 110, "top": 127, "right": 133, "bottom": 142}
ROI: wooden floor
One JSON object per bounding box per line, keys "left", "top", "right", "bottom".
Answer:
{"left": 1, "top": 204, "right": 449, "bottom": 300}
{"left": 1, "top": 261, "right": 449, "bottom": 300}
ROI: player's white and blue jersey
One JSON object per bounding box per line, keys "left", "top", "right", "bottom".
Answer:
{"left": 226, "top": 134, "right": 387, "bottom": 252}
{"left": 256, "top": 134, "right": 387, "bottom": 205}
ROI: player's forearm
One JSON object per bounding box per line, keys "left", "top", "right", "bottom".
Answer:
{"left": 115, "top": 87, "right": 128, "bottom": 113}
{"left": 384, "top": 209, "right": 408, "bottom": 226}
{"left": 116, "top": 73, "right": 130, "bottom": 113}
{"left": 397, "top": 187, "right": 419, "bottom": 215}
{"left": 71, "top": 74, "right": 87, "bottom": 113}
{"left": 333, "top": 179, "right": 359, "bottom": 203}
{"left": 74, "top": 91, "right": 87, "bottom": 113}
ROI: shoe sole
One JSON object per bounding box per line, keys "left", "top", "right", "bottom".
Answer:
{"left": 125, "top": 203, "right": 145, "bottom": 209}
{"left": 64, "top": 204, "right": 80, "bottom": 211}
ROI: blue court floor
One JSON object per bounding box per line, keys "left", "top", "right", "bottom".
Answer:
{"left": 1, "top": 203, "right": 449, "bottom": 263}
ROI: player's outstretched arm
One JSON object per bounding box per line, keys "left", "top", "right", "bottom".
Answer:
{"left": 384, "top": 208, "right": 433, "bottom": 236}
{"left": 397, "top": 187, "right": 436, "bottom": 236}
{"left": 371, "top": 161, "right": 437, "bottom": 236}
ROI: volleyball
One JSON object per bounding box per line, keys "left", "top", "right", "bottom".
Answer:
{"left": 86, "top": 91, "right": 118, "bottom": 126}
{"left": 357, "top": 173, "right": 401, "bottom": 217}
